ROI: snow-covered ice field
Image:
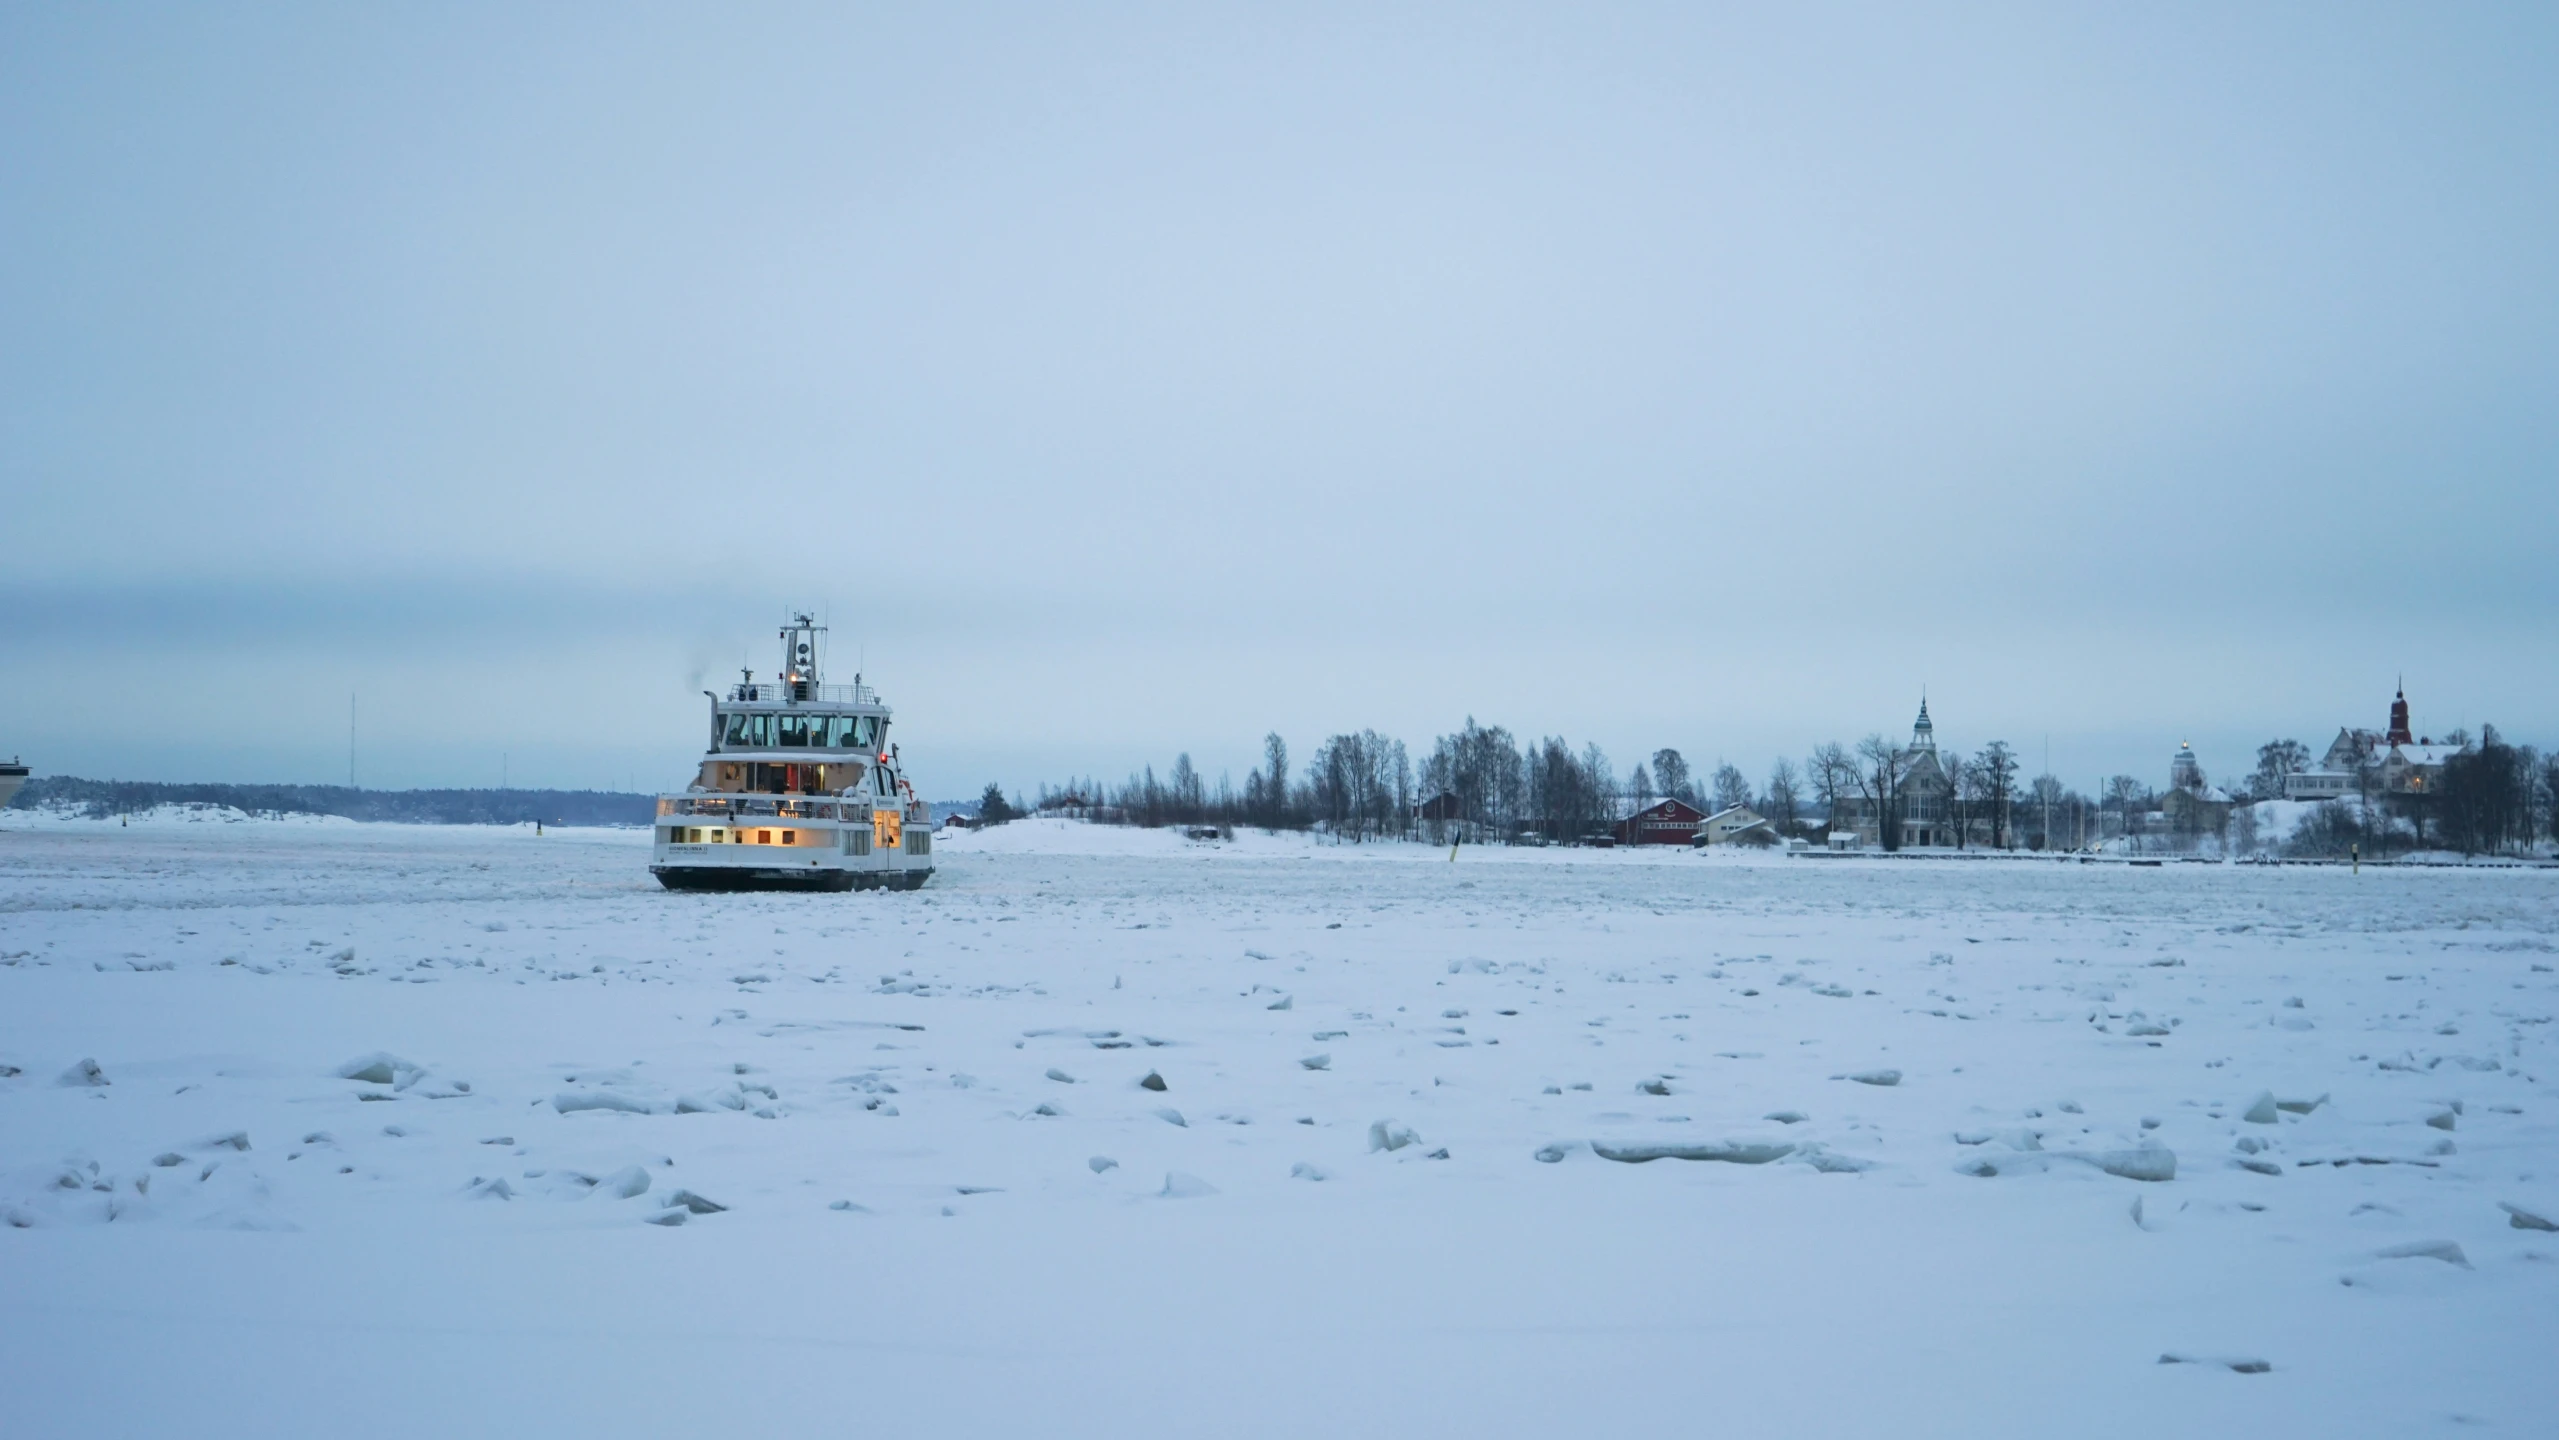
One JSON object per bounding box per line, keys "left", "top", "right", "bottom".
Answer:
{"left": 3, "top": 815, "right": 2555, "bottom": 1437}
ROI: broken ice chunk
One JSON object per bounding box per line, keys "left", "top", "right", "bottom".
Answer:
{"left": 1368, "top": 1120, "right": 1420, "bottom": 1153}
{"left": 2095, "top": 1146, "right": 2177, "bottom": 1182}
{"left": 334, "top": 1053, "right": 411, "bottom": 1085}
{"left": 554, "top": 1091, "right": 655, "bottom": 1116}
{"left": 1591, "top": 1140, "right": 1793, "bottom": 1165}
{"left": 2372, "top": 1240, "right": 2469, "bottom": 1268}
{"left": 2499, "top": 1202, "right": 2556, "bottom": 1232}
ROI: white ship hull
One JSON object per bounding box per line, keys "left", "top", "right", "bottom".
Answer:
{"left": 648, "top": 794, "right": 931, "bottom": 892}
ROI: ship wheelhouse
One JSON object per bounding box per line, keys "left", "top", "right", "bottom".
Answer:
{"left": 649, "top": 615, "right": 933, "bottom": 892}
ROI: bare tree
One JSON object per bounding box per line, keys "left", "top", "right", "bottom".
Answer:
{"left": 2249, "top": 739, "right": 2311, "bottom": 801}
{"left": 1972, "top": 741, "right": 2018, "bottom": 849}
{"left": 1809, "top": 743, "right": 1855, "bottom": 839}
{"left": 2104, "top": 774, "right": 2147, "bottom": 851}
{"left": 1389, "top": 737, "right": 1412, "bottom": 841}
{"left": 1651, "top": 749, "right": 1694, "bottom": 807}
{"left": 1169, "top": 753, "right": 1203, "bottom": 824}
{"left": 1711, "top": 763, "right": 1752, "bottom": 814}
{"left": 1529, "top": 737, "right": 1581, "bottom": 843}
{"left": 1261, "top": 732, "right": 1290, "bottom": 828}
{"left": 2438, "top": 727, "right": 2525, "bottom": 856}
{"left": 1855, "top": 734, "right": 1911, "bottom": 851}
{"left": 1583, "top": 743, "right": 1616, "bottom": 836}
{"left": 1763, "top": 759, "right": 1801, "bottom": 837}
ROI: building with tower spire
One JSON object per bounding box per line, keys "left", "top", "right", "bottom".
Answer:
{"left": 2285, "top": 681, "right": 2467, "bottom": 801}
{"left": 2158, "top": 741, "right": 2233, "bottom": 842}
{"left": 1829, "top": 696, "right": 1963, "bottom": 848}
{"left": 2170, "top": 742, "right": 2206, "bottom": 793}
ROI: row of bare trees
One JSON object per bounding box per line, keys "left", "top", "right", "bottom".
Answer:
{"left": 1016, "top": 723, "right": 2559, "bottom": 857}
{"left": 1034, "top": 720, "right": 1643, "bottom": 844}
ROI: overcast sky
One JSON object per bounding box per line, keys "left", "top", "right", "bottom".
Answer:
{"left": 5, "top": 4, "right": 2554, "bottom": 799}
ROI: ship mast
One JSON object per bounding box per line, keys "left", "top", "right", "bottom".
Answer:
{"left": 779, "top": 613, "right": 825, "bottom": 700}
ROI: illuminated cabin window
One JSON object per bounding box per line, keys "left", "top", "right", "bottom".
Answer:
{"left": 781, "top": 830, "right": 796, "bottom": 845}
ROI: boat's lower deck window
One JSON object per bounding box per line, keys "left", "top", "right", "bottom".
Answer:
{"left": 667, "top": 825, "right": 835, "bottom": 847}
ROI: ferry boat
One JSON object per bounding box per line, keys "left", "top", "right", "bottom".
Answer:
{"left": 0, "top": 758, "right": 26, "bottom": 812}
{"left": 650, "top": 616, "right": 932, "bottom": 892}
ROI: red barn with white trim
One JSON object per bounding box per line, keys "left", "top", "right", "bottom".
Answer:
{"left": 1613, "top": 797, "right": 1707, "bottom": 846}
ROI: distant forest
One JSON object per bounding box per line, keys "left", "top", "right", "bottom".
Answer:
{"left": 11, "top": 776, "right": 657, "bottom": 827}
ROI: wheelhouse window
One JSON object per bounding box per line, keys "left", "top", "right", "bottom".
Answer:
{"left": 722, "top": 709, "right": 880, "bottom": 752}
{"left": 719, "top": 712, "right": 775, "bottom": 750}
{"left": 816, "top": 714, "right": 878, "bottom": 749}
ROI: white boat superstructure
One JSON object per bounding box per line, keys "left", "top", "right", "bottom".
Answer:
{"left": 650, "top": 616, "right": 932, "bottom": 892}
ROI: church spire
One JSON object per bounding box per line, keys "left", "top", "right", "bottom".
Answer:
{"left": 1912, "top": 695, "right": 1936, "bottom": 751}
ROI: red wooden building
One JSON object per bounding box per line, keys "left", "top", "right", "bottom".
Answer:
{"left": 1613, "top": 796, "right": 1707, "bottom": 846}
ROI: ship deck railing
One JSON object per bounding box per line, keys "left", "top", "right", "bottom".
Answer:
{"left": 658, "top": 796, "right": 873, "bottom": 820}
{"left": 727, "top": 681, "right": 878, "bottom": 706}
